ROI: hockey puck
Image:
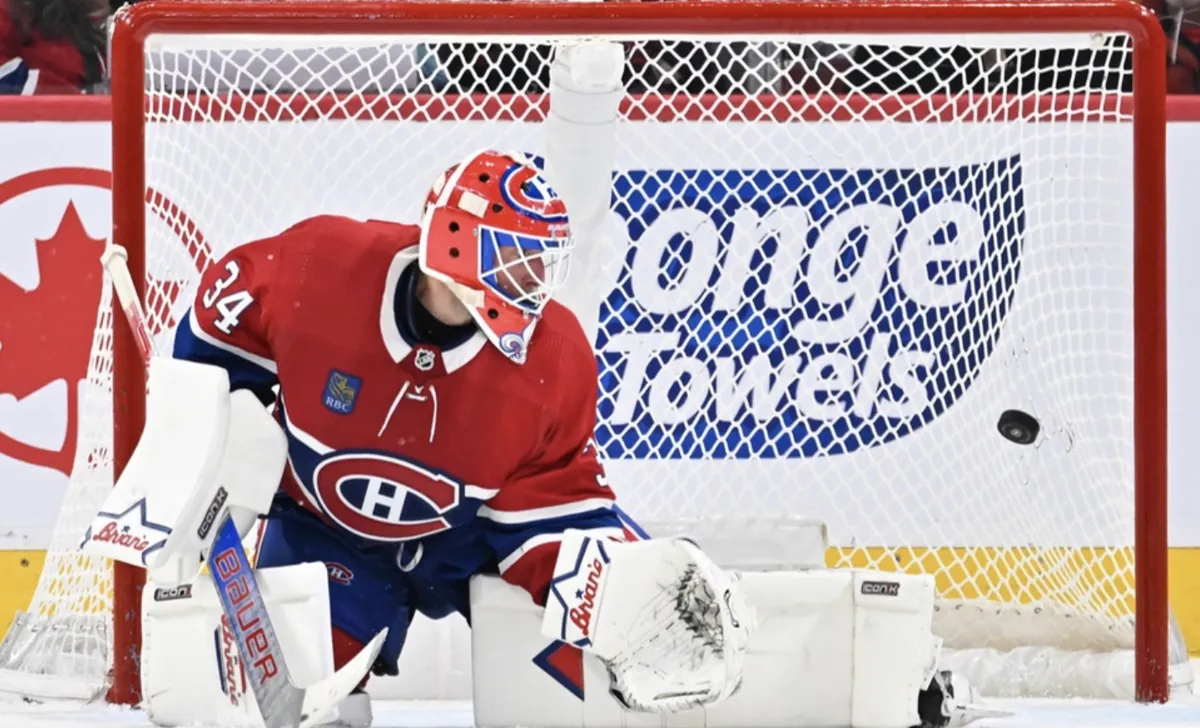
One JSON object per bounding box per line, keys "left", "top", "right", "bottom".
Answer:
{"left": 997, "top": 409, "right": 1040, "bottom": 445}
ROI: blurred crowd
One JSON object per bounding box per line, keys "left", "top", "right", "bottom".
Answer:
{"left": 0, "top": 0, "right": 108, "bottom": 94}
{"left": 2, "top": 0, "right": 1199, "bottom": 97}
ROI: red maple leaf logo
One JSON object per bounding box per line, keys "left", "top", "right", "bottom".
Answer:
{"left": 0, "top": 168, "right": 213, "bottom": 477}
{"left": 0, "top": 202, "right": 106, "bottom": 474}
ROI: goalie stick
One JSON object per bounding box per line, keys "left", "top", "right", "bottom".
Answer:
{"left": 100, "top": 244, "right": 386, "bottom": 728}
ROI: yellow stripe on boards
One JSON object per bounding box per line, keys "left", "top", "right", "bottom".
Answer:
{"left": 1172, "top": 548, "right": 1200, "bottom": 655}
{"left": 0, "top": 551, "right": 47, "bottom": 637}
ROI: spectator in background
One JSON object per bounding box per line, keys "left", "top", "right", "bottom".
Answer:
{"left": 0, "top": 0, "right": 108, "bottom": 94}
{"left": 1163, "top": 13, "right": 1200, "bottom": 94}
{"left": 1148, "top": 0, "right": 1200, "bottom": 93}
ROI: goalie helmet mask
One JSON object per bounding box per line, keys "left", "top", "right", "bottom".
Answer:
{"left": 419, "top": 150, "right": 575, "bottom": 365}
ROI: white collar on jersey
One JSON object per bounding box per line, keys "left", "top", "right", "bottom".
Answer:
{"left": 379, "top": 248, "right": 488, "bottom": 373}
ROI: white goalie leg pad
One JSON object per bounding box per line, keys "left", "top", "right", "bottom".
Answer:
{"left": 540, "top": 532, "right": 756, "bottom": 713}
{"left": 476, "top": 567, "right": 941, "bottom": 728}
{"left": 141, "top": 562, "right": 335, "bottom": 727}
{"left": 83, "top": 356, "right": 286, "bottom": 586}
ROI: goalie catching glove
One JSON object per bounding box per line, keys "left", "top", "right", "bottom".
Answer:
{"left": 541, "top": 530, "right": 756, "bottom": 712}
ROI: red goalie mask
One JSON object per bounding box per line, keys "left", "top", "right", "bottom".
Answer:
{"left": 419, "top": 150, "right": 575, "bottom": 364}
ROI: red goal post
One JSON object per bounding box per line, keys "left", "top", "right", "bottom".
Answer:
{"left": 95, "top": 0, "right": 1170, "bottom": 707}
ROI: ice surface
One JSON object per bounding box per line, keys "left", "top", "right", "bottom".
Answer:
{"left": 982, "top": 697, "right": 1200, "bottom": 727}
{"left": 6, "top": 696, "right": 1200, "bottom": 728}
{"left": 9, "top": 681, "right": 1200, "bottom": 728}
{"left": 0, "top": 699, "right": 477, "bottom": 727}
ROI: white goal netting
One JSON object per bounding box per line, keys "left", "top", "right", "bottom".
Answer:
{"left": 0, "top": 17, "right": 1187, "bottom": 703}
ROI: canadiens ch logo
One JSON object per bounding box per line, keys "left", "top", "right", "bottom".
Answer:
{"left": 499, "top": 162, "right": 568, "bottom": 224}
{"left": 323, "top": 370, "right": 361, "bottom": 414}
{"left": 311, "top": 450, "right": 463, "bottom": 541}
{"left": 326, "top": 562, "right": 354, "bottom": 585}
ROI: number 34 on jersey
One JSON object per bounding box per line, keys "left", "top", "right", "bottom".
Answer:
{"left": 202, "top": 261, "right": 256, "bottom": 335}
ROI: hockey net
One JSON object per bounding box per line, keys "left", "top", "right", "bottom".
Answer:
{"left": 0, "top": 0, "right": 1183, "bottom": 707}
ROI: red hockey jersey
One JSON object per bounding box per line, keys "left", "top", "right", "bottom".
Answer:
{"left": 173, "top": 215, "right": 630, "bottom": 604}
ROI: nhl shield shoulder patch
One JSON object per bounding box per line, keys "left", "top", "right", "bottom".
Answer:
{"left": 323, "top": 370, "right": 362, "bottom": 414}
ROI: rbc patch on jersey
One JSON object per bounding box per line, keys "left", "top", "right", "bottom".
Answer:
{"left": 323, "top": 370, "right": 361, "bottom": 415}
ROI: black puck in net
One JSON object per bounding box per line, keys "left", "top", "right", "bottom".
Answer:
{"left": 997, "top": 409, "right": 1040, "bottom": 445}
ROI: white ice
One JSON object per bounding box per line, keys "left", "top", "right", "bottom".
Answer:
{"left": 10, "top": 656, "right": 1200, "bottom": 728}
{"left": 6, "top": 696, "right": 1200, "bottom": 728}
{"left": 0, "top": 698, "right": 475, "bottom": 728}
{"left": 0, "top": 699, "right": 480, "bottom": 727}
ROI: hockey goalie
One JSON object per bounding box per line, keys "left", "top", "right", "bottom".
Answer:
{"left": 82, "top": 43, "right": 970, "bottom": 728}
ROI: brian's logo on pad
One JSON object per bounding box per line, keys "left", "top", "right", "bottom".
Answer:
{"left": 569, "top": 558, "right": 604, "bottom": 639}
{"left": 91, "top": 522, "right": 153, "bottom": 552}
{"left": 545, "top": 537, "right": 611, "bottom": 649}
{"left": 81, "top": 498, "right": 171, "bottom": 566}
{"left": 323, "top": 370, "right": 361, "bottom": 415}
{"left": 534, "top": 536, "right": 612, "bottom": 701}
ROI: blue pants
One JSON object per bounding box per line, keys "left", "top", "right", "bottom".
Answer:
{"left": 254, "top": 503, "right": 470, "bottom": 674}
